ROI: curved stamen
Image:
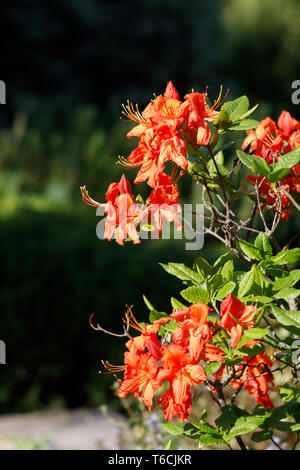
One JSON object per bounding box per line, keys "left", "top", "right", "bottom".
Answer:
{"left": 124, "top": 305, "right": 144, "bottom": 333}
{"left": 117, "top": 155, "right": 143, "bottom": 169}
{"left": 210, "top": 85, "right": 230, "bottom": 111}
{"left": 80, "top": 186, "right": 101, "bottom": 207}
{"left": 101, "top": 359, "right": 126, "bottom": 374}
{"left": 121, "top": 100, "right": 149, "bottom": 125}
{"left": 100, "top": 360, "right": 124, "bottom": 383}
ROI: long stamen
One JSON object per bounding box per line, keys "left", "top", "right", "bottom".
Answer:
{"left": 101, "top": 360, "right": 126, "bottom": 373}
{"left": 121, "top": 100, "right": 148, "bottom": 125}
{"left": 262, "top": 131, "right": 275, "bottom": 147}
{"left": 210, "top": 85, "right": 230, "bottom": 111}
{"left": 124, "top": 305, "right": 143, "bottom": 333}
{"left": 100, "top": 360, "right": 125, "bottom": 381}
{"left": 117, "top": 155, "right": 142, "bottom": 169}
{"left": 80, "top": 186, "right": 101, "bottom": 207}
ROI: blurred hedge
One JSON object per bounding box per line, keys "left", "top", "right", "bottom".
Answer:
{"left": 0, "top": 195, "right": 203, "bottom": 413}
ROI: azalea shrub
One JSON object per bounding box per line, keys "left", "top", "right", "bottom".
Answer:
{"left": 82, "top": 82, "right": 300, "bottom": 450}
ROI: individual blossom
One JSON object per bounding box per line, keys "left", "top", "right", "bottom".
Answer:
{"left": 183, "top": 87, "right": 225, "bottom": 146}
{"left": 158, "top": 344, "right": 207, "bottom": 422}
{"left": 219, "top": 294, "right": 256, "bottom": 349}
{"left": 146, "top": 173, "right": 182, "bottom": 236}
{"left": 81, "top": 174, "right": 145, "bottom": 245}
{"left": 117, "top": 352, "right": 162, "bottom": 410}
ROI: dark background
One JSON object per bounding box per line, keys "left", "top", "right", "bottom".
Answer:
{"left": 0, "top": 0, "right": 299, "bottom": 413}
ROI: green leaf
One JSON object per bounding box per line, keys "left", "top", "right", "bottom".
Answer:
{"left": 271, "top": 146, "right": 300, "bottom": 172}
{"left": 228, "top": 119, "right": 260, "bottom": 131}
{"left": 208, "top": 273, "right": 225, "bottom": 293}
{"left": 143, "top": 295, "right": 167, "bottom": 324}
{"left": 193, "top": 433, "right": 225, "bottom": 445}
{"left": 163, "top": 423, "right": 185, "bottom": 435}
{"left": 268, "top": 168, "right": 292, "bottom": 184}
{"left": 205, "top": 361, "right": 223, "bottom": 376}
{"left": 237, "top": 342, "right": 265, "bottom": 357}
{"left": 219, "top": 260, "right": 234, "bottom": 281}
{"left": 277, "top": 323, "right": 300, "bottom": 337}
{"left": 274, "top": 288, "right": 300, "bottom": 301}
{"left": 215, "top": 404, "right": 249, "bottom": 432}
{"left": 164, "top": 421, "right": 224, "bottom": 446}
{"left": 238, "top": 269, "right": 255, "bottom": 297}
{"left": 149, "top": 310, "right": 167, "bottom": 323}
{"left": 189, "top": 423, "right": 224, "bottom": 445}
{"left": 244, "top": 327, "right": 269, "bottom": 339}
{"left": 239, "top": 240, "right": 263, "bottom": 261}
{"left": 271, "top": 248, "right": 300, "bottom": 266}
{"left": 218, "top": 96, "right": 250, "bottom": 123}
{"left": 266, "top": 402, "right": 300, "bottom": 428}
{"left": 207, "top": 151, "right": 229, "bottom": 177}
{"left": 236, "top": 149, "right": 254, "bottom": 168}
{"left": 213, "top": 251, "right": 234, "bottom": 269}
{"left": 160, "top": 262, "right": 203, "bottom": 284}
{"left": 236, "top": 150, "right": 270, "bottom": 178}
{"left": 238, "top": 103, "right": 259, "bottom": 120}
{"left": 252, "top": 156, "right": 270, "bottom": 178}
{"left": 216, "top": 281, "right": 236, "bottom": 300}
{"left": 249, "top": 295, "right": 273, "bottom": 304}
{"left": 143, "top": 295, "right": 156, "bottom": 311}
{"left": 272, "top": 305, "right": 300, "bottom": 328}
{"left": 253, "top": 264, "right": 267, "bottom": 294}
{"left": 291, "top": 423, "right": 300, "bottom": 432}
{"left": 254, "top": 233, "right": 273, "bottom": 259}
{"left": 237, "top": 327, "right": 268, "bottom": 348}
{"left": 180, "top": 286, "right": 210, "bottom": 304}
{"left": 164, "top": 440, "right": 176, "bottom": 450}
{"left": 193, "top": 256, "right": 213, "bottom": 277}
{"left": 280, "top": 386, "right": 300, "bottom": 404}
{"left": 225, "top": 356, "right": 244, "bottom": 366}
{"left": 170, "top": 297, "right": 187, "bottom": 310}
{"left": 224, "top": 414, "right": 267, "bottom": 442}
{"left": 272, "top": 270, "right": 300, "bottom": 290}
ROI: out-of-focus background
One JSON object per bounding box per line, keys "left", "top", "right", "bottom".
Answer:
{"left": 0, "top": 0, "right": 299, "bottom": 449}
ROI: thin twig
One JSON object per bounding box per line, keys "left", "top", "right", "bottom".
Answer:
{"left": 89, "top": 312, "right": 131, "bottom": 338}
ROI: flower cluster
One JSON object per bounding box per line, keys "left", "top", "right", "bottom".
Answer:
{"left": 243, "top": 111, "right": 300, "bottom": 221}
{"left": 102, "top": 294, "right": 274, "bottom": 422}
{"left": 81, "top": 82, "right": 226, "bottom": 244}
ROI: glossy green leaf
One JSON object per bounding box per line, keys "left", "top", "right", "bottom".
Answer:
{"left": 216, "top": 281, "right": 236, "bottom": 300}
{"left": 254, "top": 233, "right": 273, "bottom": 259}
{"left": 224, "top": 414, "right": 267, "bottom": 442}
{"left": 238, "top": 269, "right": 255, "bottom": 297}
{"left": 160, "top": 262, "right": 203, "bottom": 284}
{"left": 180, "top": 286, "right": 210, "bottom": 304}
{"left": 170, "top": 297, "right": 187, "bottom": 310}
{"left": 228, "top": 119, "right": 260, "bottom": 131}
{"left": 271, "top": 248, "right": 300, "bottom": 266}
{"left": 272, "top": 305, "right": 300, "bottom": 328}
